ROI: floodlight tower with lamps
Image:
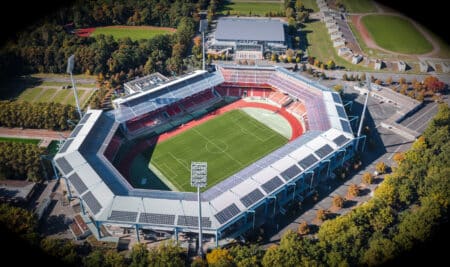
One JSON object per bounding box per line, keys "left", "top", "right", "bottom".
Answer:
{"left": 191, "top": 162, "right": 207, "bottom": 258}
{"left": 199, "top": 11, "right": 208, "bottom": 70}
{"left": 67, "top": 55, "right": 83, "bottom": 119}
{"left": 356, "top": 74, "right": 371, "bottom": 151}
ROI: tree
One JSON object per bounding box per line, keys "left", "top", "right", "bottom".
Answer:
{"left": 271, "top": 53, "right": 278, "bottom": 62}
{"left": 130, "top": 243, "right": 149, "bottom": 267}
{"left": 206, "top": 248, "right": 234, "bottom": 267}
{"left": 387, "top": 76, "right": 393, "bottom": 85}
{"left": 295, "top": 0, "right": 304, "bottom": 11}
{"left": 362, "top": 172, "right": 373, "bottom": 185}
{"left": 229, "top": 244, "right": 263, "bottom": 267}
{"left": 333, "top": 84, "right": 343, "bottom": 94}
{"left": 0, "top": 203, "right": 38, "bottom": 244}
{"left": 375, "top": 162, "right": 387, "bottom": 174}
{"left": 298, "top": 221, "right": 310, "bottom": 235}
{"left": 347, "top": 184, "right": 360, "bottom": 198}
{"left": 423, "top": 76, "right": 445, "bottom": 93}
{"left": 40, "top": 238, "right": 79, "bottom": 266}
{"left": 191, "top": 256, "right": 208, "bottom": 267}
{"left": 327, "top": 60, "right": 336, "bottom": 70}
{"left": 286, "top": 7, "right": 294, "bottom": 18}
{"left": 332, "top": 195, "right": 345, "bottom": 209}
{"left": 148, "top": 240, "right": 184, "bottom": 267}
{"left": 399, "top": 77, "right": 406, "bottom": 84}
{"left": 342, "top": 73, "right": 348, "bottom": 81}
{"left": 316, "top": 208, "right": 327, "bottom": 222}
{"left": 360, "top": 73, "right": 366, "bottom": 81}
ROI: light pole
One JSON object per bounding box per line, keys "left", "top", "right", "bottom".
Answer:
{"left": 356, "top": 74, "right": 370, "bottom": 151}
{"left": 67, "top": 55, "right": 83, "bottom": 119}
{"left": 199, "top": 12, "right": 208, "bottom": 71}
{"left": 191, "top": 162, "right": 207, "bottom": 257}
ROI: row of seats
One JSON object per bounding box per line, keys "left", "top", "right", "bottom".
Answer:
{"left": 125, "top": 90, "right": 219, "bottom": 134}
{"left": 104, "top": 135, "right": 122, "bottom": 161}
{"left": 267, "top": 91, "right": 291, "bottom": 106}
{"left": 286, "top": 101, "right": 307, "bottom": 116}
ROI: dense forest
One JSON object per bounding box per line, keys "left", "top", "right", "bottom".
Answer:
{"left": 0, "top": 142, "right": 46, "bottom": 181}
{"left": 1, "top": 104, "right": 448, "bottom": 266}
{"left": 0, "top": 101, "right": 77, "bottom": 130}
{"left": 0, "top": 0, "right": 208, "bottom": 87}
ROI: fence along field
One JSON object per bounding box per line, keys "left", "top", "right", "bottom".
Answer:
{"left": 145, "top": 109, "right": 288, "bottom": 192}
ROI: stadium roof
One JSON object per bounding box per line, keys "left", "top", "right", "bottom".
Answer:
{"left": 54, "top": 65, "right": 356, "bottom": 234}
{"left": 215, "top": 18, "right": 285, "bottom": 42}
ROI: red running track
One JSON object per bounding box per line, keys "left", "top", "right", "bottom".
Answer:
{"left": 117, "top": 100, "right": 304, "bottom": 179}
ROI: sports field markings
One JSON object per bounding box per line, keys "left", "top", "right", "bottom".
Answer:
{"left": 192, "top": 128, "right": 244, "bottom": 167}
{"left": 232, "top": 112, "right": 276, "bottom": 142}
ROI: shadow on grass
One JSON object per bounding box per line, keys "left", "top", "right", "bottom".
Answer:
{"left": 0, "top": 76, "right": 43, "bottom": 100}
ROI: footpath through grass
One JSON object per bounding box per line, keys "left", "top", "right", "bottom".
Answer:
{"left": 149, "top": 109, "right": 288, "bottom": 192}
{"left": 362, "top": 15, "right": 433, "bottom": 54}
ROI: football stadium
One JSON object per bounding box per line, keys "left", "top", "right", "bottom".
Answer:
{"left": 54, "top": 64, "right": 358, "bottom": 246}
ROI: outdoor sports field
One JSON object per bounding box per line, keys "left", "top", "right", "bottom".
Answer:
{"left": 148, "top": 109, "right": 288, "bottom": 192}
{"left": 362, "top": 15, "right": 432, "bottom": 54}
{"left": 220, "top": 1, "right": 284, "bottom": 16}
{"left": 90, "top": 26, "right": 175, "bottom": 41}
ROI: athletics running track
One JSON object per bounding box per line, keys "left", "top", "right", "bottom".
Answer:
{"left": 117, "top": 100, "right": 303, "bottom": 179}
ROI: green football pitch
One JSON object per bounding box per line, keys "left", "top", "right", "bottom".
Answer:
{"left": 147, "top": 109, "right": 288, "bottom": 192}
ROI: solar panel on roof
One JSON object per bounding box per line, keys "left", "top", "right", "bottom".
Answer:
{"left": 315, "top": 144, "right": 334, "bottom": 158}
{"left": 55, "top": 157, "right": 73, "bottom": 174}
{"left": 340, "top": 119, "right": 352, "bottom": 133}
{"left": 177, "top": 215, "right": 212, "bottom": 228}
{"left": 69, "top": 125, "right": 83, "bottom": 138}
{"left": 333, "top": 135, "right": 349, "bottom": 146}
{"left": 214, "top": 203, "right": 241, "bottom": 224}
{"left": 298, "top": 154, "right": 318, "bottom": 169}
{"left": 68, "top": 173, "right": 88, "bottom": 194}
{"left": 240, "top": 189, "right": 264, "bottom": 207}
{"left": 139, "top": 213, "right": 176, "bottom": 225}
{"left": 336, "top": 105, "right": 346, "bottom": 118}
{"left": 108, "top": 210, "right": 138, "bottom": 222}
{"left": 280, "top": 165, "right": 301, "bottom": 181}
{"left": 58, "top": 138, "right": 74, "bottom": 153}
{"left": 332, "top": 93, "right": 342, "bottom": 104}
{"left": 261, "top": 176, "right": 284, "bottom": 193}
{"left": 79, "top": 113, "right": 92, "bottom": 124}
{"left": 82, "top": 191, "right": 102, "bottom": 214}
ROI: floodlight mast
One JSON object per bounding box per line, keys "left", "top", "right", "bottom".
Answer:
{"left": 356, "top": 74, "right": 370, "bottom": 150}
{"left": 67, "top": 55, "right": 83, "bottom": 119}
{"left": 191, "top": 162, "right": 207, "bottom": 257}
{"left": 199, "top": 12, "right": 208, "bottom": 71}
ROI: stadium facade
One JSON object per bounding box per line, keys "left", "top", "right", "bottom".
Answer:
{"left": 208, "top": 18, "right": 287, "bottom": 59}
{"left": 54, "top": 65, "right": 360, "bottom": 246}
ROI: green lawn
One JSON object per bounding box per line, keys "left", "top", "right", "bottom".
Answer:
{"left": 342, "top": 0, "right": 377, "bottom": 13}
{"left": 302, "top": 0, "right": 319, "bottom": 12}
{"left": 92, "top": 26, "right": 175, "bottom": 41}
{"left": 148, "top": 110, "right": 288, "bottom": 192}
{"left": 302, "top": 20, "right": 371, "bottom": 71}
{"left": 362, "top": 15, "right": 433, "bottom": 54}
{"left": 0, "top": 137, "right": 40, "bottom": 144}
{"left": 220, "top": 2, "right": 284, "bottom": 16}
{"left": 63, "top": 89, "right": 86, "bottom": 105}
{"left": 36, "top": 89, "right": 58, "bottom": 103}
{"left": 16, "top": 87, "right": 45, "bottom": 102}
{"left": 52, "top": 90, "right": 72, "bottom": 103}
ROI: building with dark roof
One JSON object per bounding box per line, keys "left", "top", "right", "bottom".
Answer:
{"left": 208, "top": 18, "right": 287, "bottom": 59}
